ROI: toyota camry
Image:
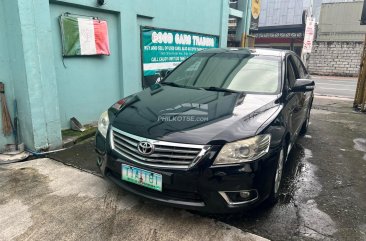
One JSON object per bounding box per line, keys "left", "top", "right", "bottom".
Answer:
{"left": 95, "top": 48, "right": 314, "bottom": 213}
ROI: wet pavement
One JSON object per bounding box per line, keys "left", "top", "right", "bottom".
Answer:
{"left": 219, "top": 98, "right": 366, "bottom": 241}
{"left": 50, "top": 137, "right": 101, "bottom": 175}
{"left": 219, "top": 141, "right": 338, "bottom": 240}
{"left": 2, "top": 96, "right": 366, "bottom": 241}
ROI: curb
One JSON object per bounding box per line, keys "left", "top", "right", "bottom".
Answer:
{"left": 62, "top": 128, "right": 96, "bottom": 148}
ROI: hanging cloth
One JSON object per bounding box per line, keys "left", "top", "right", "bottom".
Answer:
{"left": 59, "top": 14, "right": 110, "bottom": 56}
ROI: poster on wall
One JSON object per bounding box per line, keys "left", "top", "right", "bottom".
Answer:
{"left": 250, "top": 0, "right": 261, "bottom": 30}
{"left": 59, "top": 14, "right": 110, "bottom": 56}
{"left": 141, "top": 27, "right": 219, "bottom": 88}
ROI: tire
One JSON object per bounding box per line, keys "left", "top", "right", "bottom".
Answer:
{"left": 299, "top": 103, "right": 312, "bottom": 136}
{"left": 266, "top": 144, "right": 287, "bottom": 205}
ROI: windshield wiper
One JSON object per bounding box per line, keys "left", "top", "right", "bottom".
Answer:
{"left": 162, "top": 83, "right": 239, "bottom": 93}
{"left": 201, "top": 86, "right": 241, "bottom": 93}
{"left": 162, "top": 82, "right": 203, "bottom": 90}
{"left": 161, "top": 82, "right": 184, "bottom": 88}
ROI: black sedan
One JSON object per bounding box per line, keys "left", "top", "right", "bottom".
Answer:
{"left": 95, "top": 48, "right": 314, "bottom": 213}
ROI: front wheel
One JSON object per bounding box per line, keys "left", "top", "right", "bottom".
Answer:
{"left": 300, "top": 102, "right": 312, "bottom": 136}
{"left": 266, "top": 144, "right": 287, "bottom": 205}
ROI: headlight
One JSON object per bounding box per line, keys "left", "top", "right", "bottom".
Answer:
{"left": 213, "top": 134, "right": 271, "bottom": 165}
{"left": 98, "top": 111, "right": 109, "bottom": 138}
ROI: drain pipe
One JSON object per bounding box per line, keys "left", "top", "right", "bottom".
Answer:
{"left": 25, "top": 147, "right": 69, "bottom": 157}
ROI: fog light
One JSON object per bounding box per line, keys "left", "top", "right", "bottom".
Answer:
{"left": 97, "top": 156, "right": 103, "bottom": 166}
{"left": 239, "top": 191, "right": 251, "bottom": 199}
{"left": 219, "top": 190, "right": 258, "bottom": 206}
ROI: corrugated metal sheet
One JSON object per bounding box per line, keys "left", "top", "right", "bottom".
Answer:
{"left": 317, "top": 1, "right": 366, "bottom": 41}
{"left": 259, "top": 0, "right": 311, "bottom": 27}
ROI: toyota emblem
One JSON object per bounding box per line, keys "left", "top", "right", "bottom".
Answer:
{"left": 137, "top": 141, "right": 154, "bottom": 155}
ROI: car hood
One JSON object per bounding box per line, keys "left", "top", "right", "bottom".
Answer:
{"left": 111, "top": 84, "right": 281, "bottom": 145}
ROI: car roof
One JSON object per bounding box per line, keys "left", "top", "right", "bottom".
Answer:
{"left": 199, "top": 48, "right": 292, "bottom": 58}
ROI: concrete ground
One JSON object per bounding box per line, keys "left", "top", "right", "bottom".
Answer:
{"left": 1, "top": 96, "right": 366, "bottom": 241}
{"left": 0, "top": 158, "right": 267, "bottom": 241}
{"left": 312, "top": 75, "right": 357, "bottom": 99}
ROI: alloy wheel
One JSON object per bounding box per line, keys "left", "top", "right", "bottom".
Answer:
{"left": 274, "top": 148, "right": 284, "bottom": 194}
{"left": 305, "top": 108, "right": 310, "bottom": 129}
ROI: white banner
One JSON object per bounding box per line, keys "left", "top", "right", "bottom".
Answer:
{"left": 302, "top": 17, "right": 316, "bottom": 54}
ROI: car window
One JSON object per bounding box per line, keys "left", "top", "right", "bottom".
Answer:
{"left": 163, "top": 53, "right": 281, "bottom": 94}
{"left": 287, "top": 57, "right": 297, "bottom": 88}
{"left": 293, "top": 55, "right": 308, "bottom": 78}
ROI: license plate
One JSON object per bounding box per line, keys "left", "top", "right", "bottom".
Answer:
{"left": 121, "top": 164, "right": 162, "bottom": 192}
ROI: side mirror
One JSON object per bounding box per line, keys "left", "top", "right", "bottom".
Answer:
{"left": 291, "top": 79, "right": 315, "bottom": 92}
{"left": 160, "top": 69, "right": 171, "bottom": 79}
{"left": 155, "top": 69, "right": 171, "bottom": 84}
{"left": 155, "top": 76, "right": 162, "bottom": 84}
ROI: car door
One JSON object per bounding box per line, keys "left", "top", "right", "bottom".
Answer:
{"left": 284, "top": 55, "right": 303, "bottom": 142}
{"left": 293, "top": 55, "right": 312, "bottom": 122}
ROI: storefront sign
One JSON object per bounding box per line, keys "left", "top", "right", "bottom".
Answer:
{"left": 250, "top": 0, "right": 261, "bottom": 30}
{"left": 141, "top": 27, "right": 219, "bottom": 87}
{"left": 302, "top": 17, "right": 315, "bottom": 54}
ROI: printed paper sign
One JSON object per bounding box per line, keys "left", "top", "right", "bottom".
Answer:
{"left": 302, "top": 17, "right": 316, "bottom": 54}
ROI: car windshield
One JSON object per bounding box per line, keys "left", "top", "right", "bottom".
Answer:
{"left": 162, "top": 53, "right": 281, "bottom": 94}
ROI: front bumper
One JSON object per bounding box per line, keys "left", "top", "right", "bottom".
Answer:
{"left": 95, "top": 131, "right": 280, "bottom": 213}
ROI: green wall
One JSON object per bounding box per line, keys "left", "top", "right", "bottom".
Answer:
{"left": 50, "top": 0, "right": 229, "bottom": 128}
{"left": 0, "top": 0, "right": 229, "bottom": 151}
{"left": 0, "top": 0, "right": 14, "bottom": 150}
{"left": 50, "top": 3, "right": 122, "bottom": 128}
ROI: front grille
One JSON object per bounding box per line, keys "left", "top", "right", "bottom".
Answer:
{"left": 110, "top": 127, "right": 209, "bottom": 169}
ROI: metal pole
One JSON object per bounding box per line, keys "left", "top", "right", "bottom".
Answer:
{"left": 354, "top": 34, "right": 366, "bottom": 110}
{"left": 240, "top": 0, "right": 251, "bottom": 47}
